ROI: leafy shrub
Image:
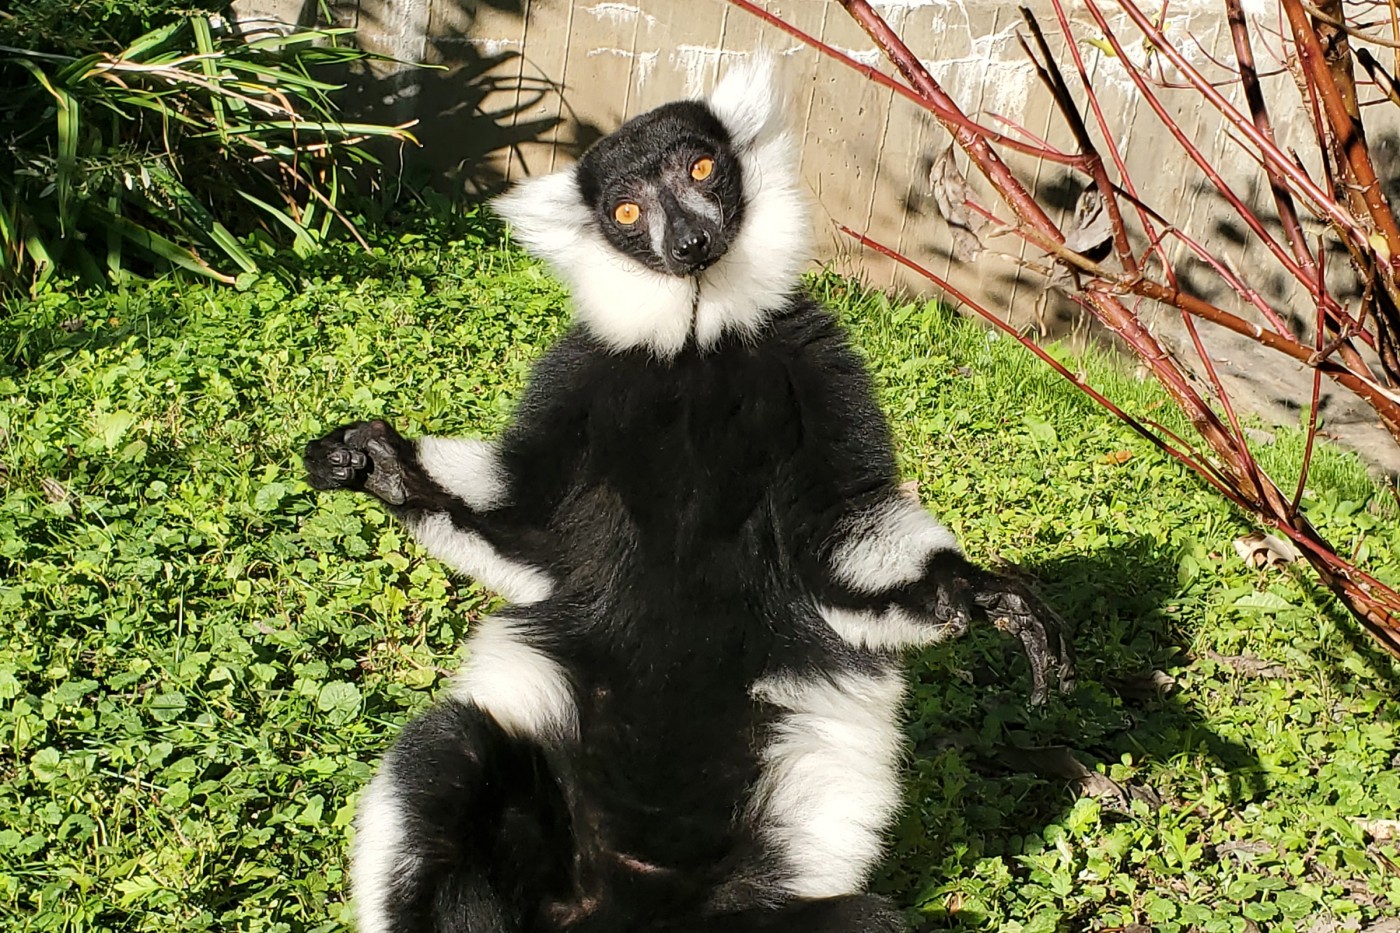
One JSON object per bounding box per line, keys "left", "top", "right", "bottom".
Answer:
{"left": 0, "top": 8, "right": 416, "bottom": 294}
{"left": 0, "top": 0, "right": 200, "bottom": 54}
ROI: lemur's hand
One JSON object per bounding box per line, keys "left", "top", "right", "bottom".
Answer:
{"left": 972, "top": 571, "right": 1076, "bottom": 707}
{"left": 916, "top": 557, "right": 1074, "bottom": 707}
{"left": 303, "top": 420, "right": 412, "bottom": 506}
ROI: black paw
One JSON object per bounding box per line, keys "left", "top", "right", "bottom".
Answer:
{"left": 973, "top": 572, "right": 1076, "bottom": 706}
{"left": 303, "top": 420, "right": 412, "bottom": 506}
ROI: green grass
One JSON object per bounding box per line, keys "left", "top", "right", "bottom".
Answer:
{"left": 1, "top": 208, "right": 1398, "bottom": 932}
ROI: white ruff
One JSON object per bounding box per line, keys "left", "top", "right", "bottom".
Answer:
{"left": 749, "top": 669, "right": 906, "bottom": 898}
{"left": 415, "top": 436, "right": 507, "bottom": 510}
{"left": 831, "top": 497, "right": 961, "bottom": 594}
{"left": 695, "top": 56, "right": 812, "bottom": 349}
{"left": 451, "top": 615, "right": 578, "bottom": 740}
{"left": 350, "top": 772, "right": 417, "bottom": 933}
{"left": 411, "top": 513, "right": 553, "bottom": 604}
{"left": 494, "top": 56, "right": 811, "bottom": 357}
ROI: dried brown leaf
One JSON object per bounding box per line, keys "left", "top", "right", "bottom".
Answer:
{"left": 40, "top": 477, "right": 68, "bottom": 503}
{"left": 1216, "top": 839, "right": 1273, "bottom": 861}
{"left": 1062, "top": 183, "right": 1113, "bottom": 256}
{"left": 1233, "top": 530, "right": 1302, "bottom": 568}
{"left": 1356, "top": 818, "right": 1400, "bottom": 843}
{"left": 929, "top": 145, "right": 987, "bottom": 262}
{"left": 1107, "top": 668, "right": 1177, "bottom": 700}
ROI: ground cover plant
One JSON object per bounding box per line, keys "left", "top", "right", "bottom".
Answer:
{"left": 1, "top": 208, "right": 1398, "bottom": 931}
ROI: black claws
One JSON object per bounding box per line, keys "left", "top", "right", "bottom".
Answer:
{"left": 921, "top": 556, "right": 1074, "bottom": 705}
{"left": 972, "top": 572, "right": 1077, "bottom": 707}
{"left": 303, "top": 420, "right": 412, "bottom": 506}
{"left": 322, "top": 445, "right": 368, "bottom": 483}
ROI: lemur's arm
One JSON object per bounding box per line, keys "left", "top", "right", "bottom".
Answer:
{"left": 784, "top": 311, "right": 1074, "bottom": 703}
{"left": 304, "top": 420, "right": 559, "bottom": 603}
{"left": 303, "top": 340, "right": 589, "bottom": 604}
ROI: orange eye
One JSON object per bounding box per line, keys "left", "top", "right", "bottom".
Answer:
{"left": 614, "top": 202, "right": 641, "bottom": 225}
{"left": 690, "top": 157, "right": 715, "bottom": 182}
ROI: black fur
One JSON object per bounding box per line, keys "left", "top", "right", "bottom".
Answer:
{"left": 304, "top": 81, "right": 1072, "bottom": 933}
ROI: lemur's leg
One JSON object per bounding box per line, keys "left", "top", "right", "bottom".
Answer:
{"left": 303, "top": 420, "right": 554, "bottom": 603}
{"left": 815, "top": 493, "right": 1075, "bottom": 705}
{"left": 351, "top": 695, "right": 577, "bottom": 933}
{"left": 668, "top": 894, "right": 906, "bottom": 933}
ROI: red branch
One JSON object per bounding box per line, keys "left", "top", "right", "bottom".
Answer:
{"left": 723, "top": 0, "right": 1400, "bottom": 656}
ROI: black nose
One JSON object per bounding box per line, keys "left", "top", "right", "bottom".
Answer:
{"left": 671, "top": 229, "right": 711, "bottom": 265}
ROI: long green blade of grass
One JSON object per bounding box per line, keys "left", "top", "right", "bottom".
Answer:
{"left": 146, "top": 164, "right": 259, "bottom": 275}
{"left": 122, "top": 19, "right": 187, "bottom": 59}
{"left": 90, "top": 205, "right": 236, "bottom": 283}
{"left": 190, "top": 16, "right": 228, "bottom": 145}
{"left": 53, "top": 86, "right": 80, "bottom": 235}
{"left": 233, "top": 189, "right": 319, "bottom": 255}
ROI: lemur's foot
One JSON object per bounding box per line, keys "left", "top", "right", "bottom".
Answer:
{"left": 973, "top": 572, "right": 1076, "bottom": 706}
{"left": 303, "top": 420, "right": 411, "bottom": 506}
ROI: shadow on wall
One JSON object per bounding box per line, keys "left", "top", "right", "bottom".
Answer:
{"left": 896, "top": 127, "right": 1400, "bottom": 346}
{"left": 895, "top": 125, "right": 1400, "bottom": 472}
{"left": 289, "top": 0, "right": 604, "bottom": 199}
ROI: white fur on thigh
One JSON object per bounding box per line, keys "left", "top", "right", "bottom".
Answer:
{"left": 350, "top": 770, "right": 418, "bottom": 933}
{"left": 749, "top": 669, "right": 907, "bottom": 898}
{"left": 411, "top": 513, "right": 553, "bottom": 604}
{"left": 451, "top": 614, "right": 577, "bottom": 740}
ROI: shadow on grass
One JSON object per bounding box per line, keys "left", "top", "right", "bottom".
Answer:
{"left": 879, "top": 537, "right": 1264, "bottom": 927}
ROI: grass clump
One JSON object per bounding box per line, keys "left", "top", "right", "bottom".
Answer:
{"left": 1, "top": 208, "right": 1398, "bottom": 932}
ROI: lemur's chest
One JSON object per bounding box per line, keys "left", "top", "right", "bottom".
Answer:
{"left": 581, "top": 345, "right": 801, "bottom": 523}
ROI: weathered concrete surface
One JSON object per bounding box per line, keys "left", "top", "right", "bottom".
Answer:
{"left": 232, "top": 0, "right": 1400, "bottom": 473}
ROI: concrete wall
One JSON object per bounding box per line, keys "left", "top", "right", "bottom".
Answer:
{"left": 232, "top": 0, "right": 1400, "bottom": 470}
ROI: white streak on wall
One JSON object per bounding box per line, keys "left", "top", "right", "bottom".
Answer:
{"left": 587, "top": 48, "right": 659, "bottom": 87}
{"left": 917, "top": 24, "right": 1035, "bottom": 122}
{"left": 366, "top": 0, "right": 428, "bottom": 74}
{"left": 829, "top": 45, "right": 885, "bottom": 68}
{"left": 583, "top": 2, "right": 657, "bottom": 29}
{"left": 468, "top": 36, "right": 523, "bottom": 57}
{"left": 672, "top": 44, "right": 750, "bottom": 97}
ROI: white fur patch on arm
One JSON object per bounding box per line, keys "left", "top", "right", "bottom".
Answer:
{"left": 451, "top": 615, "right": 577, "bottom": 740}
{"left": 819, "top": 602, "right": 968, "bottom": 652}
{"left": 410, "top": 513, "right": 553, "bottom": 604}
{"left": 416, "top": 436, "right": 508, "bottom": 510}
{"left": 830, "top": 497, "right": 961, "bottom": 595}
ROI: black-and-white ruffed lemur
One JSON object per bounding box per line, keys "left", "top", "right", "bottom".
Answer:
{"left": 304, "top": 58, "right": 1073, "bottom": 933}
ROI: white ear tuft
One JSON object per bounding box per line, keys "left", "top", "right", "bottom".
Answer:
{"left": 492, "top": 171, "right": 590, "bottom": 262}
{"left": 707, "top": 53, "right": 786, "bottom": 150}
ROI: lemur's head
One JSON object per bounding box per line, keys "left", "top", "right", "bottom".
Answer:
{"left": 495, "top": 58, "right": 811, "bottom": 357}
{"left": 574, "top": 101, "right": 743, "bottom": 279}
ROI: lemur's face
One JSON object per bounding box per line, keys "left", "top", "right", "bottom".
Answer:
{"left": 494, "top": 58, "right": 811, "bottom": 356}
{"left": 574, "top": 102, "right": 746, "bottom": 278}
